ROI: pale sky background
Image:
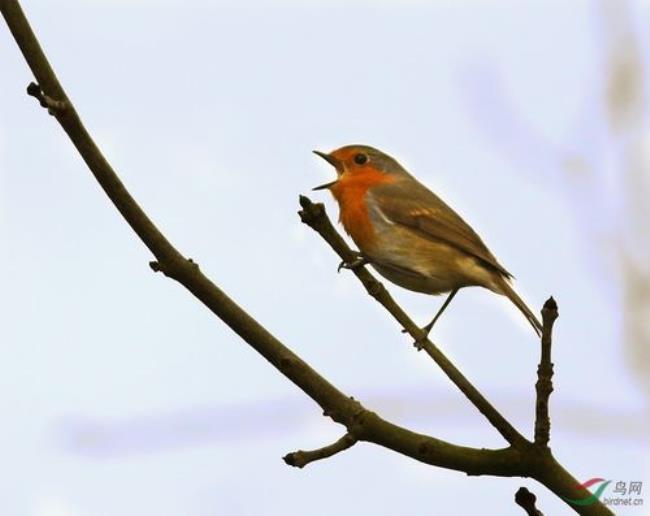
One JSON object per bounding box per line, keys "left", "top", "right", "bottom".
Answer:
{"left": 1, "top": 1, "right": 649, "bottom": 515}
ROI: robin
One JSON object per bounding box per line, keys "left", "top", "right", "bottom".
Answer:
{"left": 312, "top": 144, "right": 542, "bottom": 338}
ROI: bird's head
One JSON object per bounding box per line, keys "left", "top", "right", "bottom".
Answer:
{"left": 312, "top": 144, "right": 409, "bottom": 191}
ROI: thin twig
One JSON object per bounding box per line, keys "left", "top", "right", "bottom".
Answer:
{"left": 515, "top": 487, "right": 544, "bottom": 516}
{"left": 535, "top": 297, "right": 558, "bottom": 447}
{"left": 298, "top": 196, "right": 526, "bottom": 448}
{"left": 284, "top": 433, "right": 357, "bottom": 468}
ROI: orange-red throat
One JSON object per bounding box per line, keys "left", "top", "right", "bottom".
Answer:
{"left": 313, "top": 147, "right": 397, "bottom": 249}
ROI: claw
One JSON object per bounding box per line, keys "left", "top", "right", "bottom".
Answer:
{"left": 337, "top": 254, "right": 368, "bottom": 273}
{"left": 402, "top": 325, "right": 432, "bottom": 351}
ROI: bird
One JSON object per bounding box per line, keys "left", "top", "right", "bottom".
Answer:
{"left": 312, "top": 144, "right": 542, "bottom": 338}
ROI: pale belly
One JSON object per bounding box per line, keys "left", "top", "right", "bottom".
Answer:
{"left": 361, "top": 225, "right": 501, "bottom": 295}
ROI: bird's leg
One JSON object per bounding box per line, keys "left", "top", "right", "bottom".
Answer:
{"left": 422, "top": 288, "right": 459, "bottom": 336}
{"left": 337, "top": 252, "right": 369, "bottom": 273}
{"left": 407, "top": 289, "right": 459, "bottom": 350}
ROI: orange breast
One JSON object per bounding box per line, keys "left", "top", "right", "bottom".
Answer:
{"left": 330, "top": 169, "right": 395, "bottom": 251}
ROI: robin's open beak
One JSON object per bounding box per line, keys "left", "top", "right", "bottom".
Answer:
{"left": 312, "top": 150, "right": 340, "bottom": 190}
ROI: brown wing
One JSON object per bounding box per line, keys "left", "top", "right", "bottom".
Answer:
{"left": 368, "top": 178, "right": 512, "bottom": 278}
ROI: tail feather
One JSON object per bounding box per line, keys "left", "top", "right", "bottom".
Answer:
{"left": 498, "top": 280, "right": 542, "bottom": 337}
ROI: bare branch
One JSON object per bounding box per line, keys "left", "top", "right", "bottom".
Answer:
{"left": 535, "top": 297, "right": 558, "bottom": 447}
{"left": 284, "top": 433, "right": 357, "bottom": 468}
{"left": 298, "top": 195, "right": 526, "bottom": 448}
{"left": 0, "top": 0, "right": 526, "bottom": 481}
{"left": 515, "top": 487, "right": 543, "bottom": 516}
{"left": 0, "top": 2, "right": 614, "bottom": 514}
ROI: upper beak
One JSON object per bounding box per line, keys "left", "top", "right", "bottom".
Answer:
{"left": 312, "top": 150, "right": 340, "bottom": 190}
{"left": 313, "top": 150, "right": 339, "bottom": 167}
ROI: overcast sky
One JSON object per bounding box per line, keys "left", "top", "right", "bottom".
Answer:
{"left": 1, "top": 1, "right": 649, "bottom": 515}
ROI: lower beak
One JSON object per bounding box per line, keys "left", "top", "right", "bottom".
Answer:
{"left": 312, "top": 180, "right": 338, "bottom": 191}
{"left": 312, "top": 150, "right": 341, "bottom": 190}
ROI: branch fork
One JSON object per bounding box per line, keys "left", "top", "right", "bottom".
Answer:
{"left": 296, "top": 197, "right": 610, "bottom": 515}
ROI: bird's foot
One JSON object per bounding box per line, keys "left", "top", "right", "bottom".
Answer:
{"left": 337, "top": 253, "right": 368, "bottom": 273}
{"left": 402, "top": 322, "right": 434, "bottom": 351}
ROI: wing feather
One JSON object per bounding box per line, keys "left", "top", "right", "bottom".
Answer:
{"left": 368, "top": 179, "right": 512, "bottom": 278}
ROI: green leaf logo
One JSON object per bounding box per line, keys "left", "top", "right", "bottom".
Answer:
{"left": 564, "top": 478, "right": 611, "bottom": 506}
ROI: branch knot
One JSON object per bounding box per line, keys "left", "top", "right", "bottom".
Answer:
{"left": 26, "top": 82, "right": 67, "bottom": 115}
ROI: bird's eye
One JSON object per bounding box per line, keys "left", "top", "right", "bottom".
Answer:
{"left": 354, "top": 153, "right": 368, "bottom": 165}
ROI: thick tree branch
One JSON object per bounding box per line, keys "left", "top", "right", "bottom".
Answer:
{"left": 0, "top": 2, "right": 613, "bottom": 514}
{"left": 535, "top": 297, "right": 558, "bottom": 447}
{"left": 283, "top": 433, "right": 358, "bottom": 468}
{"left": 298, "top": 196, "right": 526, "bottom": 447}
